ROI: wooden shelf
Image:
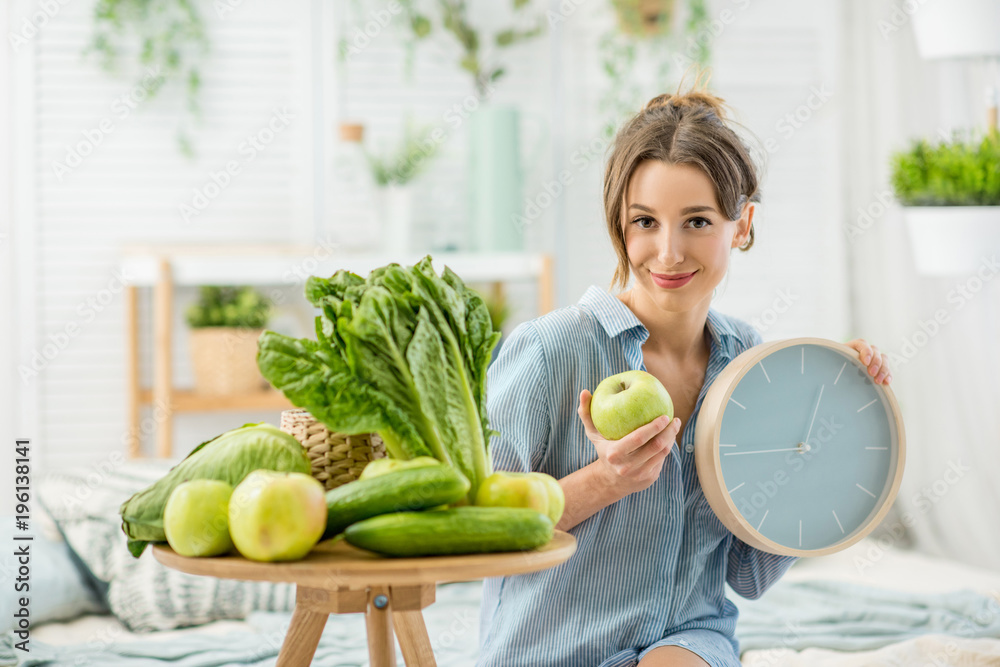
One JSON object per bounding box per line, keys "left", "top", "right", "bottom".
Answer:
{"left": 138, "top": 388, "right": 293, "bottom": 413}
{"left": 123, "top": 244, "right": 555, "bottom": 458}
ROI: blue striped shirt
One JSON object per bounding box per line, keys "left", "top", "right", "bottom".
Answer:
{"left": 476, "top": 285, "right": 798, "bottom": 667}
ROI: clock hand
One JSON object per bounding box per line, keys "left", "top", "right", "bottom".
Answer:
{"left": 724, "top": 446, "right": 810, "bottom": 457}
{"left": 803, "top": 384, "right": 825, "bottom": 446}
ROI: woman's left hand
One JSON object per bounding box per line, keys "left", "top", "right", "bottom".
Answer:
{"left": 845, "top": 339, "right": 892, "bottom": 385}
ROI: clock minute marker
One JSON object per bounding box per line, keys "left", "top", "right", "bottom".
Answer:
{"left": 728, "top": 482, "right": 745, "bottom": 494}
{"left": 729, "top": 397, "right": 747, "bottom": 410}
{"left": 857, "top": 398, "right": 878, "bottom": 413}
{"left": 834, "top": 361, "right": 847, "bottom": 385}
{"left": 799, "top": 519, "right": 802, "bottom": 547}
{"left": 758, "top": 361, "right": 771, "bottom": 383}
{"left": 865, "top": 447, "right": 888, "bottom": 450}
{"left": 757, "top": 509, "right": 769, "bottom": 531}
{"left": 832, "top": 510, "right": 845, "bottom": 534}
{"left": 856, "top": 483, "right": 877, "bottom": 499}
{"left": 801, "top": 347, "right": 804, "bottom": 374}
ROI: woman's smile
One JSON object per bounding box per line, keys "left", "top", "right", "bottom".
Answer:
{"left": 650, "top": 270, "right": 697, "bottom": 289}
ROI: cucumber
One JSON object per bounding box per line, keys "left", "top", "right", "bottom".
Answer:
{"left": 323, "top": 464, "right": 469, "bottom": 539}
{"left": 344, "top": 506, "right": 554, "bottom": 557}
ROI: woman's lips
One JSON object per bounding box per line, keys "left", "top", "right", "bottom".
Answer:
{"left": 651, "top": 271, "right": 696, "bottom": 289}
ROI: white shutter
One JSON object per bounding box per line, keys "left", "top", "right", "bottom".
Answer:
{"left": 29, "top": 0, "right": 313, "bottom": 470}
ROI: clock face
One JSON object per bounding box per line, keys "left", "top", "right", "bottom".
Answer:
{"left": 716, "top": 342, "right": 900, "bottom": 552}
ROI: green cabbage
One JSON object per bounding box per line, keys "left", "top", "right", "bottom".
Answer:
{"left": 256, "top": 255, "right": 500, "bottom": 504}
{"left": 119, "top": 423, "right": 310, "bottom": 557}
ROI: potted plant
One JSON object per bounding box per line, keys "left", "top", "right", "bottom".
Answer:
{"left": 364, "top": 119, "right": 441, "bottom": 256}
{"left": 186, "top": 286, "right": 272, "bottom": 395}
{"left": 889, "top": 129, "right": 1000, "bottom": 275}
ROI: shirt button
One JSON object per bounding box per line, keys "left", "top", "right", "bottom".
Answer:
{"left": 685, "top": 443, "right": 694, "bottom": 453}
{"left": 677, "top": 639, "right": 688, "bottom": 646}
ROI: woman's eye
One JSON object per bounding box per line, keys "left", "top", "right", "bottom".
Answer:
{"left": 689, "top": 217, "right": 712, "bottom": 229}
{"left": 633, "top": 216, "right": 655, "bottom": 229}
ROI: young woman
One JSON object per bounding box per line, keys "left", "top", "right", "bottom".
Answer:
{"left": 476, "top": 83, "right": 892, "bottom": 667}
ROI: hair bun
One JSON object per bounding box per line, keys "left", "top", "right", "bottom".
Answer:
{"left": 643, "top": 90, "right": 730, "bottom": 120}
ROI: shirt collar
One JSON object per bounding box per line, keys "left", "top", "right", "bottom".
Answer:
{"left": 579, "top": 285, "right": 740, "bottom": 359}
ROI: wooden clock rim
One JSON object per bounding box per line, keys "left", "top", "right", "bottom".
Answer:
{"left": 694, "top": 337, "right": 906, "bottom": 558}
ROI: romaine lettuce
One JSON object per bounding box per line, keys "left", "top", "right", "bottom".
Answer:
{"left": 257, "top": 256, "right": 500, "bottom": 503}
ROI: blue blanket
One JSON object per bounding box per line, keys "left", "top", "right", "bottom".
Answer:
{"left": 730, "top": 578, "right": 1000, "bottom": 652}
{"left": 1, "top": 581, "right": 481, "bottom": 667}
{"left": 5, "top": 578, "right": 1000, "bottom": 664}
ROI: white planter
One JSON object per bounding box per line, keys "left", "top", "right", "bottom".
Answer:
{"left": 904, "top": 206, "right": 1000, "bottom": 275}
{"left": 910, "top": 0, "right": 1000, "bottom": 60}
{"left": 377, "top": 184, "right": 414, "bottom": 257}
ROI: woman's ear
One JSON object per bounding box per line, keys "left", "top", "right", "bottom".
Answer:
{"left": 733, "top": 202, "right": 754, "bottom": 248}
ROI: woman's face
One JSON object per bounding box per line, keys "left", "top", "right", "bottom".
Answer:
{"left": 622, "top": 159, "right": 752, "bottom": 313}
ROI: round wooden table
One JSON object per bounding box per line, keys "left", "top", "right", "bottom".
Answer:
{"left": 153, "top": 531, "right": 576, "bottom": 667}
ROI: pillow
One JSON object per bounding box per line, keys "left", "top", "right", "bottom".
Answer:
{"left": 37, "top": 460, "right": 296, "bottom": 632}
{"left": 0, "top": 516, "right": 106, "bottom": 632}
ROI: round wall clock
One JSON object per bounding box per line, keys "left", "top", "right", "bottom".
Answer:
{"left": 694, "top": 338, "right": 906, "bottom": 557}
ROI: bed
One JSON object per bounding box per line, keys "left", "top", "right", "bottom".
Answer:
{"left": 4, "top": 461, "right": 1000, "bottom": 666}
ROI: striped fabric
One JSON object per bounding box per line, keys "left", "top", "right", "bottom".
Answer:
{"left": 477, "top": 285, "right": 799, "bottom": 667}
{"left": 37, "top": 460, "right": 296, "bottom": 632}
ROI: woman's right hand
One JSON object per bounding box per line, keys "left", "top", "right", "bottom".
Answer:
{"left": 577, "top": 389, "right": 681, "bottom": 497}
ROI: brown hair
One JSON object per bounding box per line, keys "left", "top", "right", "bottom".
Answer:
{"left": 603, "top": 69, "right": 762, "bottom": 290}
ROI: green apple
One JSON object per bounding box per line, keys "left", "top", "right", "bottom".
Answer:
{"left": 358, "top": 456, "right": 441, "bottom": 480}
{"left": 528, "top": 472, "right": 565, "bottom": 525}
{"left": 163, "top": 479, "right": 235, "bottom": 557}
{"left": 474, "top": 471, "right": 565, "bottom": 525}
{"left": 476, "top": 472, "right": 549, "bottom": 514}
{"left": 589, "top": 370, "right": 674, "bottom": 441}
{"left": 228, "top": 470, "right": 327, "bottom": 562}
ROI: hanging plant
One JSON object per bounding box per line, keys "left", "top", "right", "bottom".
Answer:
{"left": 612, "top": 0, "right": 678, "bottom": 37}
{"left": 395, "top": 0, "right": 547, "bottom": 98}
{"left": 86, "top": 0, "right": 209, "bottom": 157}
{"left": 598, "top": 0, "right": 711, "bottom": 137}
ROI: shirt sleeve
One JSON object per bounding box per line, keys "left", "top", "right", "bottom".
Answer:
{"left": 726, "top": 540, "right": 798, "bottom": 600}
{"left": 485, "top": 321, "right": 551, "bottom": 474}
{"left": 725, "top": 320, "right": 797, "bottom": 600}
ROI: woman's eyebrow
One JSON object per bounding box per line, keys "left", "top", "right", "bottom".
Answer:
{"left": 627, "top": 203, "right": 719, "bottom": 214}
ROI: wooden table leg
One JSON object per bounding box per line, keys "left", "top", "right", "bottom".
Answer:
{"left": 276, "top": 604, "right": 329, "bottom": 667}
{"left": 125, "top": 284, "right": 140, "bottom": 458}
{"left": 366, "top": 585, "right": 396, "bottom": 667}
{"left": 538, "top": 253, "right": 553, "bottom": 314}
{"left": 394, "top": 610, "right": 437, "bottom": 667}
{"left": 153, "top": 258, "right": 173, "bottom": 458}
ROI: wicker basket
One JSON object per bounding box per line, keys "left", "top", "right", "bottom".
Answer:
{"left": 189, "top": 327, "right": 267, "bottom": 395}
{"left": 280, "top": 409, "right": 387, "bottom": 491}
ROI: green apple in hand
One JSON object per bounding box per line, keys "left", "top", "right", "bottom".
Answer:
{"left": 589, "top": 370, "right": 674, "bottom": 441}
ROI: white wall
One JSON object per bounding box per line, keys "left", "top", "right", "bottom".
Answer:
{"left": 551, "top": 0, "right": 851, "bottom": 340}
{"left": 11, "top": 0, "right": 851, "bottom": 474}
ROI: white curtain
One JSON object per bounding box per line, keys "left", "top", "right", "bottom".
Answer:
{"left": 844, "top": 0, "right": 1000, "bottom": 570}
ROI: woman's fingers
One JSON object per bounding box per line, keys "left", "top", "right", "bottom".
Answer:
{"left": 577, "top": 390, "right": 601, "bottom": 441}
{"left": 627, "top": 419, "right": 679, "bottom": 469}
{"left": 606, "top": 414, "right": 678, "bottom": 471}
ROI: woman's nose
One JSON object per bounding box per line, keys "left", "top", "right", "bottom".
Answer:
{"left": 656, "top": 227, "right": 684, "bottom": 265}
